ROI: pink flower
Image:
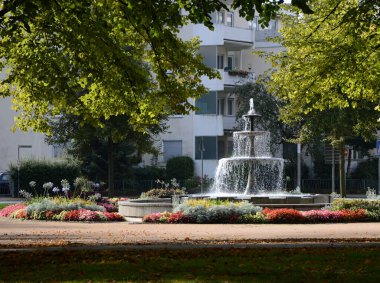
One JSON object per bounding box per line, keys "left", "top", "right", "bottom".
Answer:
{"left": 0, "top": 204, "right": 27, "bottom": 217}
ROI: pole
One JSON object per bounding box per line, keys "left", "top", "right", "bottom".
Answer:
{"left": 296, "top": 143, "right": 301, "bottom": 189}
{"left": 378, "top": 157, "right": 380, "bottom": 195}
{"left": 200, "top": 137, "right": 204, "bottom": 194}
{"left": 332, "top": 145, "right": 335, "bottom": 193}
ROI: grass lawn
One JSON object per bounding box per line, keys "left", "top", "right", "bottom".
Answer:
{"left": 0, "top": 203, "right": 8, "bottom": 210}
{"left": 0, "top": 247, "right": 379, "bottom": 282}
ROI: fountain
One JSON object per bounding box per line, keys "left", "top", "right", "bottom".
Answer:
{"left": 119, "top": 99, "right": 330, "bottom": 220}
{"left": 212, "top": 98, "right": 284, "bottom": 195}
{"left": 189, "top": 98, "right": 329, "bottom": 208}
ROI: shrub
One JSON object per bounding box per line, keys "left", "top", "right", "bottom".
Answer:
{"left": 303, "top": 210, "right": 342, "bottom": 223}
{"left": 9, "top": 159, "right": 80, "bottom": 196}
{"left": 263, "top": 208, "right": 305, "bottom": 223}
{"left": 78, "top": 209, "right": 101, "bottom": 221}
{"left": 330, "top": 199, "right": 380, "bottom": 212}
{"left": 64, "top": 210, "right": 80, "bottom": 221}
{"left": 103, "top": 212, "right": 125, "bottom": 222}
{"left": 25, "top": 197, "right": 105, "bottom": 217}
{"left": 238, "top": 212, "right": 266, "bottom": 224}
{"left": 141, "top": 188, "right": 186, "bottom": 199}
{"left": 142, "top": 211, "right": 189, "bottom": 223}
{"left": 166, "top": 156, "right": 194, "bottom": 180}
{"left": 174, "top": 200, "right": 262, "bottom": 224}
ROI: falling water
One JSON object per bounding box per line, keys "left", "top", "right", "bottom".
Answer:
{"left": 212, "top": 99, "right": 284, "bottom": 195}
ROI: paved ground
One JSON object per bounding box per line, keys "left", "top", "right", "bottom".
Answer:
{"left": 1, "top": 217, "right": 380, "bottom": 249}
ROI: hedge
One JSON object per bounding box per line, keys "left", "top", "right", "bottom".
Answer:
{"left": 9, "top": 159, "right": 81, "bottom": 196}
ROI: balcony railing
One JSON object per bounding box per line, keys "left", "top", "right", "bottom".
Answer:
{"left": 223, "top": 70, "right": 255, "bottom": 86}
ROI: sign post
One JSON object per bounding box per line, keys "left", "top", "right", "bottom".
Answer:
{"left": 376, "top": 140, "right": 380, "bottom": 195}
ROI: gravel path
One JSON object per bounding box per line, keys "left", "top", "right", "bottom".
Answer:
{"left": 1, "top": 217, "right": 380, "bottom": 249}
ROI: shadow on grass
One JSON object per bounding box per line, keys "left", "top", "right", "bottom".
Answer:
{"left": 1, "top": 247, "right": 380, "bottom": 282}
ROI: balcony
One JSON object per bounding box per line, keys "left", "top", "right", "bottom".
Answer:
{"left": 181, "top": 24, "right": 254, "bottom": 49}
{"left": 223, "top": 70, "right": 255, "bottom": 86}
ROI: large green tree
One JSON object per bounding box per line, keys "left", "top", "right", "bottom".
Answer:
{"left": 0, "top": 0, "right": 316, "bottom": 134}
{"left": 267, "top": 0, "right": 380, "bottom": 196}
{"left": 46, "top": 114, "right": 165, "bottom": 196}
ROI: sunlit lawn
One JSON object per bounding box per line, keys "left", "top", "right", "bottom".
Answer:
{"left": 1, "top": 247, "right": 379, "bottom": 282}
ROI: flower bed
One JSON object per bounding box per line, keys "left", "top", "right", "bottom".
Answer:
{"left": 0, "top": 200, "right": 125, "bottom": 222}
{"left": 142, "top": 199, "right": 374, "bottom": 224}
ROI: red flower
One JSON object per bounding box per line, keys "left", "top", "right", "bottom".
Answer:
{"left": 263, "top": 208, "right": 305, "bottom": 223}
{"left": 64, "top": 210, "right": 80, "bottom": 221}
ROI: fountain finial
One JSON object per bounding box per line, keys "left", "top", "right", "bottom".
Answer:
{"left": 243, "top": 98, "right": 261, "bottom": 131}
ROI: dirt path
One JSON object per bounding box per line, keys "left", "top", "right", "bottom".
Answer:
{"left": 1, "top": 217, "right": 380, "bottom": 248}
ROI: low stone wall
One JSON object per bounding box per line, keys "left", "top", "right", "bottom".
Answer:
{"left": 118, "top": 198, "right": 173, "bottom": 218}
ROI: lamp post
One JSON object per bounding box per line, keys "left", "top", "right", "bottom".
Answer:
{"left": 199, "top": 137, "right": 205, "bottom": 194}
{"left": 17, "top": 145, "right": 32, "bottom": 192}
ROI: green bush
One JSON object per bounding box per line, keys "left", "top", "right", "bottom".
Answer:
{"left": 9, "top": 159, "right": 81, "bottom": 196}
{"left": 174, "top": 200, "right": 262, "bottom": 224}
{"left": 330, "top": 198, "right": 380, "bottom": 212}
{"left": 166, "top": 156, "right": 194, "bottom": 180}
{"left": 133, "top": 166, "right": 166, "bottom": 181}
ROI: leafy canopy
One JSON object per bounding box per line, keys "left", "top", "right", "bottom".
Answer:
{"left": 0, "top": 0, "right": 315, "bottom": 134}
{"left": 266, "top": 0, "right": 379, "bottom": 143}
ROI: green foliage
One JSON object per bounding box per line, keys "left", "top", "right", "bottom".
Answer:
{"left": 133, "top": 166, "right": 167, "bottom": 181}
{"left": 166, "top": 156, "right": 194, "bottom": 180}
{"left": 330, "top": 199, "right": 380, "bottom": 213}
{"left": 9, "top": 159, "right": 80, "bottom": 195}
{"left": 140, "top": 188, "right": 186, "bottom": 199}
{"left": 266, "top": 0, "right": 379, "bottom": 144}
{"left": 174, "top": 200, "right": 262, "bottom": 223}
{"left": 351, "top": 159, "right": 378, "bottom": 179}
{"left": 235, "top": 80, "right": 298, "bottom": 145}
{"left": 0, "top": 0, "right": 217, "bottom": 135}
{"left": 25, "top": 197, "right": 105, "bottom": 216}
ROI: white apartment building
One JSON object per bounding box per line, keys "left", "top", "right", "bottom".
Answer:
{"left": 0, "top": 97, "right": 55, "bottom": 172}
{"left": 142, "top": 7, "right": 283, "bottom": 178}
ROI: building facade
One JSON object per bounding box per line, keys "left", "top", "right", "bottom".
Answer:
{"left": 142, "top": 7, "right": 282, "bottom": 178}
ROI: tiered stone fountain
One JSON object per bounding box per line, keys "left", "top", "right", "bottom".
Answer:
{"left": 190, "top": 98, "right": 329, "bottom": 208}
{"left": 212, "top": 98, "right": 284, "bottom": 195}
{"left": 119, "top": 99, "right": 329, "bottom": 220}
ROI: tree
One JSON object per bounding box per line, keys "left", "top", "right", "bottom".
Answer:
{"left": 46, "top": 114, "right": 165, "bottom": 196}
{"left": 0, "top": 0, "right": 317, "bottom": 134}
{"left": 266, "top": 0, "right": 380, "bottom": 196}
{"left": 234, "top": 79, "right": 298, "bottom": 146}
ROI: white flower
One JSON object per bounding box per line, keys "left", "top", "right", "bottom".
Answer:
{"left": 29, "top": 181, "right": 36, "bottom": 188}
{"left": 52, "top": 187, "right": 60, "bottom": 193}
{"left": 42, "top": 182, "right": 54, "bottom": 190}
{"left": 62, "top": 187, "right": 70, "bottom": 192}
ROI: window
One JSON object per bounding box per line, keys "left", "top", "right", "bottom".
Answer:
{"left": 258, "top": 19, "right": 277, "bottom": 31}
{"left": 217, "top": 54, "right": 224, "bottom": 69}
{"left": 227, "top": 56, "right": 234, "bottom": 70}
{"left": 217, "top": 98, "right": 225, "bottom": 115}
{"left": 249, "top": 18, "right": 258, "bottom": 30}
{"left": 195, "top": 136, "right": 217, "bottom": 160}
{"left": 227, "top": 98, "right": 234, "bottom": 116}
{"left": 226, "top": 12, "right": 234, "bottom": 27}
{"left": 163, "top": 140, "right": 182, "bottom": 162}
{"left": 216, "top": 11, "right": 224, "bottom": 24}
{"left": 195, "top": 91, "right": 217, "bottom": 114}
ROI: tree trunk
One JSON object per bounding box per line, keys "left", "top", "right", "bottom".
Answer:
{"left": 107, "top": 135, "right": 115, "bottom": 197}
{"left": 346, "top": 148, "right": 352, "bottom": 179}
{"left": 338, "top": 143, "right": 346, "bottom": 197}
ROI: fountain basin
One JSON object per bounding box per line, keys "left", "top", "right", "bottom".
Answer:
{"left": 118, "top": 198, "right": 173, "bottom": 218}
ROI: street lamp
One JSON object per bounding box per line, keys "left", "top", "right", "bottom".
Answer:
{"left": 199, "top": 137, "right": 205, "bottom": 194}
{"left": 17, "top": 144, "right": 32, "bottom": 193}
